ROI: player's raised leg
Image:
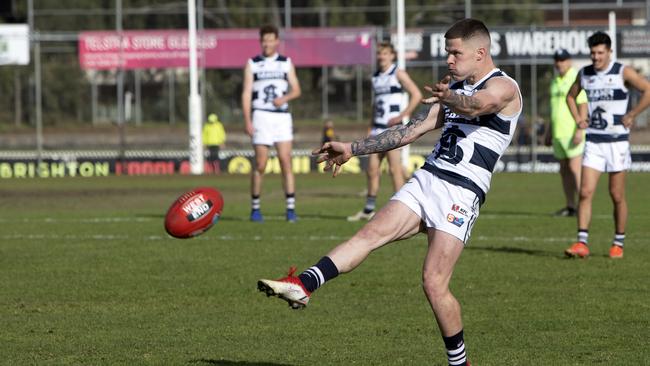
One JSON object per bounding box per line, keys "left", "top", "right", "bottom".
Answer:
{"left": 565, "top": 165, "right": 601, "bottom": 257}
{"left": 608, "top": 171, "right": 627, "bottom": 258}
{"left": 276, "top": 140, "right": 297, "bottom": 222}
{"left": 250, "top": 144, "right": 269, "bottom": 222}
{"left": 422, "top": 229, "right": 468, "bottom": 366}
{"left": 258, "top": 200, "right": 422, "bottom": 308}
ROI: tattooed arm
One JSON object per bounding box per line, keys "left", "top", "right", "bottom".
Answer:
{"left": 424, "top": 75, "right": 519, "bottom": 118}
{"left": 313, "top": 103, "right": 441, "bottom": 176}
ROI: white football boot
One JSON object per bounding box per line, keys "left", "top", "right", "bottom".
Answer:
{"left": 257, "top": 267, "right": 311, "bottom": 309}
{"left": 346, "top": 210, "right": 375, "bottom": 222}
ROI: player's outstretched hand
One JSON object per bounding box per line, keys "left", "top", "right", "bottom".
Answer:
{"left": 312, "top": 141, "right": 353, "bottom": 177}
{"left": 422, "top": 75, "right": 452, "bottom": 104}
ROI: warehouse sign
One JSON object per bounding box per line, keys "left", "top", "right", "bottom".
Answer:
{"left": 78, "top": 28, "right": 374, "bottom": 70}
{"left": 0, "top": 24, "right": 29, "bottom": 65}
{"left": 395, "top": 25, "right": 650, "bottom": 64}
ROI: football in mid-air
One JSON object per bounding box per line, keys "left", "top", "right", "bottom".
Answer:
{"left": 164, "top": 187, "right": 224, "bottom": 238}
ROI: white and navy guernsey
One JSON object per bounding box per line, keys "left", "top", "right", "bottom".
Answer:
{"left": 249, "top": 53, "right": 292, "bottom": 113}
{"left": 372, "top": 64, "right": 404, "bottom": 128}
{"left": 424, "top": 69, "right": 521, "bottom": 206}
{"left": 580, "top": 61, "right": 630, "bottom": 143}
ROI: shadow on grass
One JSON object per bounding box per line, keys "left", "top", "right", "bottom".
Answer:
{"left": 189, "top": 359, "right": 295, "bottom": 366}
{"left": 467, "top": 245, "right": 559, "bottom": 257}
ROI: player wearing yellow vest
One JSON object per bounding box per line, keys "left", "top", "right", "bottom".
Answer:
{"left": 203, "top": 113, "right": 227, "bottom": 173}
{"left": 546, "top": 49, "right": 588, "bottom": 217}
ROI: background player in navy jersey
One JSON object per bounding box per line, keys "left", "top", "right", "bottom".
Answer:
{"left": 258, "top": 19, "right": 521, "bottom": 366}
{"left": 347, "top": 42, "right": 422, "bottom": 222}
{"left": 564, "top": 31, "right": 650, "bottom": 259}
{"left": 242, "top": 25, "right": 302, "bottom": 223}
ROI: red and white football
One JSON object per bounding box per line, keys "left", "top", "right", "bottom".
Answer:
{"left": 164, "top": 187, "right": 224, "bottom": 238}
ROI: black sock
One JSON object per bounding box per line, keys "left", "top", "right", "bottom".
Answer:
{"left": 363, "top": 195, "right": 376, "bottom": 214}
{"left": 443, "top": 330, "right": 467, "bottom": 366}
{"left": 298, "top": 256, "right": 339, "bottom": 293}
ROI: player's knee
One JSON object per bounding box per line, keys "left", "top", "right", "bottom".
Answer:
{"left": 579, "top": 187, "right": 595, "bottom": 200}
{"left": 389, "top": 164, "right": 402, "bottom": 177}
{"left": 609, "top": 190, "right": 625, "bottom": 203}
{"left": 254, "top": 163, "right": 266, "bottom": 174}
{"left": 422, "top": 271, "right": 448, "bottom": 301}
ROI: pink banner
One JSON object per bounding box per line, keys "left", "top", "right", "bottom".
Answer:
{"left": 78, "top": 28, "right": 375, "bottom": 70}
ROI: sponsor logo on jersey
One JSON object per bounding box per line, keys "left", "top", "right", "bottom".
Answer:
{"left": 182, "top": 194, "right": 213, "bottom": 221}
{"left": 255, "top": 71, "right": 286, "bottom": 80}
{"left": 447, "top": 213, "right": 465, "bottom": 227}
{"left": 451, "top": 204, "right": 469, "bottom": 217}
{"left": 587, "top": 88, "right": 615, "bottom": 101}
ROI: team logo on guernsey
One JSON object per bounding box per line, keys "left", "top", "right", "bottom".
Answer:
{"left": 447, "top": 213, "right": 465, "bottom": 227}
{"left": 263, "top": 85, "right": 278, "bottom": 103}
{"left": 375, "top": 100, "right": 385, "bottom": 118}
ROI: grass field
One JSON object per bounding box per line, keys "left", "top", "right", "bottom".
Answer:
{"left": 1, "top": 172, "right": 649, "bottom": 365}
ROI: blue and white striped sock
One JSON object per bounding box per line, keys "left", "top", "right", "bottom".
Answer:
{"left": 298, "top": 257, "right": 339, "bottom": 293}
{"left": 613, "top": 232, "right": 625, "bottom": 247}
{"left": 286, "top": 193, "right": 295, "bottom": 210}
{"left": 251, "top": 195, "right": 261, "bottom": 210}
{"left": 363, "top": 195, "right": 376, "bottom": 214}
{"left": 443, "top": 330, "right": 468, "bottom": 366}
{"left": 577, "top": 229, "right": 589, "bottom": 245}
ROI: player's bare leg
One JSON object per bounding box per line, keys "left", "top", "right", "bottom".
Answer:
{"left": 422, "top": 230, "right": 464, "bottom": 335}
{"left": 566, "top": 166, "right": 600, "bottom": 257}
{"left": 608, "top": 171, "right": 627, "bottom": 233}
{"left": 250, "top": 144, "right": 269, "bottom": 222}
{"left": 558, "top": 155, "right": 582, "bottom": 215}
{"left": 348, "top": 153, "right": 382, "bottom": 221}
{"left": 258, "top": 200, "right": 422, "bottom": 308}
{"left": 421, "top": 229, "right": 468, "bottom": 364}
{"left": 385, "top": 148, "right": 405, "bottom": 192}
{"left": 276, "top": 140, "right": 297, "bottom": 222}
{"left": 608, "top": 171, "right": 627, "bottom": 258}
{"left": 330, "top": 200, "right": 422, "bottom": 272}
{"left": 577, "top": 166, "right": 600, "bottom": 231}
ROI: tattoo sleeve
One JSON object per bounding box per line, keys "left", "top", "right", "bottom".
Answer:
{"left": 442, "top": 92, "right": 482, "bottom": 114}
{"left": 351, "top": 111, "right": 429, "bottom": 156}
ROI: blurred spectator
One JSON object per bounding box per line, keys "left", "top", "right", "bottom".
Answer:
{"left": 321, "top": 119, "right": 336, "bottom": 145}
{"left": 203, "top": 113, "right": 227, "bottom": 174}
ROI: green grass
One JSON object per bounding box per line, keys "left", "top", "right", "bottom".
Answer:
{"left": 1, "top": 172, "right": 649, "bottom": 365}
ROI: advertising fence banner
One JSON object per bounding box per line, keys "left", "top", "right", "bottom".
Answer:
{"left": 78, "top": 28, "right": 374, "bottom": 70}
{"left": 2, "top": 148, "right": 650, "bottom": 179}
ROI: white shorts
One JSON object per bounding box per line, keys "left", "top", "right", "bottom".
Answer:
{"left": 582, "top": 140, "right": 631, "bottom": 172}
{"left": 252, "top": 110, "right": 293, "bottom": 146}
{"left": 391, "top": 169, "right": 480, "bottom": 244}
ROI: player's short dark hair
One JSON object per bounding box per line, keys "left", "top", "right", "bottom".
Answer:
{"left": 259, "top": 24, "right": 279, "bottom": 39}
{"left": 377, "top": 41, "right": 396, "bottom": 55}
{"left": 444, "top": 18, "right": 491, "bottom": 42}
{"left": 587, "top": 31, "right": 611, "bottom": 49}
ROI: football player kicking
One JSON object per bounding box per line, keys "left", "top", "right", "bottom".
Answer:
{"left": 258, "top": 19, "right": 521, "bottom": 366}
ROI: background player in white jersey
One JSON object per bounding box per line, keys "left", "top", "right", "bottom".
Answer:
{"left": 242, "top": 25, "right": 302, "bottom": 223}
{"left": 564, "top": 31, "right": 650, "bottom": 259}
{"left": 347, "top": 42, "right": 422, "bottom": 222}
{"left": 257, "top": 19, "right": 521, "bottom": 366}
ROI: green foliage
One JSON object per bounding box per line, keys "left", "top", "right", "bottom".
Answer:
{"left": 1, "top": 172, "right": 649, "bottom": 365}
